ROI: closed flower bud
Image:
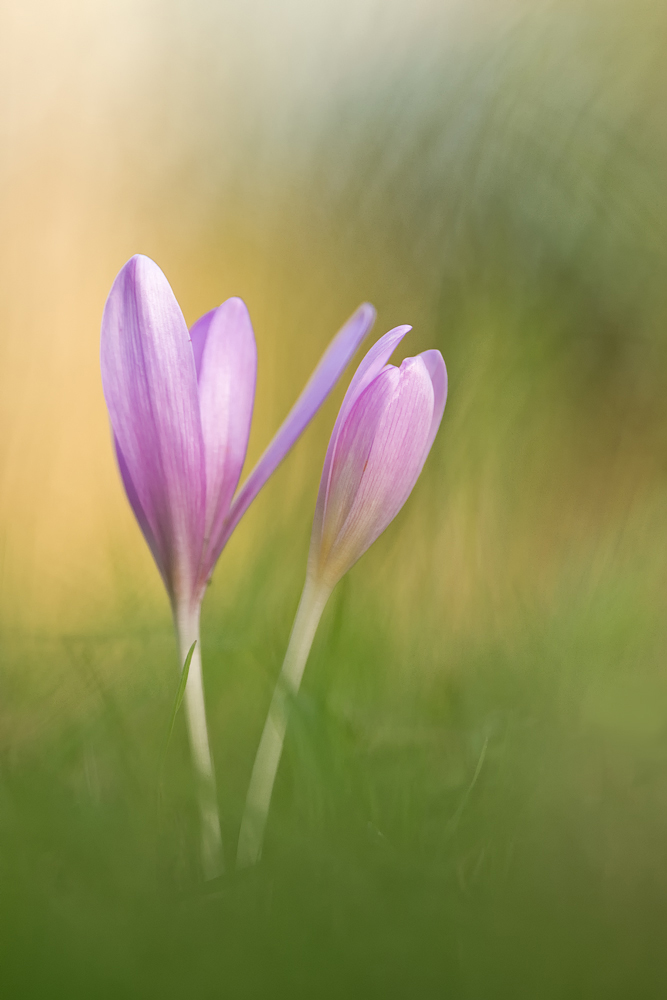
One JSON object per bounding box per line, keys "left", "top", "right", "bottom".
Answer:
{"left": 309, "top": 326, "right": 447, "bottom": 589}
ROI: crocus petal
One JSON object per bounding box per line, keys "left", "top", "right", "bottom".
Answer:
{"left": 114, "top": 436, "right": 167, "bottom": 584}
{"left": 216, "top": 302, "right": 376, "bottom": 553}
{"left": 100, "top": 254, "right": 206, "bottom": 606}
{"left": 311, "top": 324, "right": 411, "bottom": 557}
{"left": 419, "top": 349, "right": 448, "bottom": 455}
{"left": 314, "top": 355, "right": 434, "bottom": 587}
{"left": 189, "top": 308, "right": 216, "bottom": 378}
{"left": 317, "top": 368, "right": 397, "bottom": 562}
{"left": 333, "top": 324, "right": 412, "bottom": 429}
{"left": 194, "top": 298, "right": 257, "bottom": 582}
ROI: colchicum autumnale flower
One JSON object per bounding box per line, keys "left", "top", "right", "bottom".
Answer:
{"left": 100, "top": 254, "right": 375, "bottom": 878}
{"left": 237, "top": 325, "right": 447, "bottom": 867}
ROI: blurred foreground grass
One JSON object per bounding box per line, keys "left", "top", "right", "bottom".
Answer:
{"left": 3, "top": 0, "right": 667, "bottom": 995}
{"left": 2, "top": 528, "right": 667, "bottom": 998}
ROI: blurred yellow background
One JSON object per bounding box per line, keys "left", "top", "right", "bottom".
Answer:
{"left": 1, "top": 0, "right": 667, "bottom": 647}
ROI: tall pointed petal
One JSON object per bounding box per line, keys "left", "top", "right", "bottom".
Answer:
{"left": 217, "top": 303, "right": 376, "bottom": 553}
{"left": 317, "top": 368, "right": 397, "bottom": 564}
{"left": 419, "top": 349, "right": 448, "bottom": 454}
{"left": 388, "top": 349, "right": 448, "bottom": 495}
{"left": 333, "top": 324, "right": 412, "bottom": 431}
{"left": 100, "top": 254, "right": 205, "bottom": 606}
{"left": 189, "top": 308, "right": 216, "bottom": 378}
{"left": 314, "top": 355, "right": 434, "bottom": 587}
{"left": 114, "top": 436, "right": 167, "bottom": 584}
{"left": 195, "top": 298, "right": 257, "bottom": 582}
{"left": 311, "top": 324, "right": 411, "bottom": 558}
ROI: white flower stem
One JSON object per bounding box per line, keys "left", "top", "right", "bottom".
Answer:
{"left": 175, "top": 604, "right": 224, "bottom": 880}
{"left": 236, "top": 575, "right": 331, "bottom": 868}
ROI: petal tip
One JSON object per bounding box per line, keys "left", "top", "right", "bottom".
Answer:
{"left": 219, "top": 296, "right": 253, "bottom": 326}
{"left": 357, "top": 302, "right": 377, "bottom": 325}
{"left": 114, "top": 253, "right": 166, "bottom": 294}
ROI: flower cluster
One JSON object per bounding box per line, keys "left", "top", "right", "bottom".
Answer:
{"left": 100, "top": 253, "right": 447, "bottom": 875}
{"left": 101, "top": 254, "right": 375, "bottom": 616}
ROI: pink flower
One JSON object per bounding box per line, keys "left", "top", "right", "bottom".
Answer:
{"left": 236, "top": 325, "right": 447, "bottom": 868}
{"left": 100, "top": 254, "right": 375, "bottom": 616}
{"left": 308, "top": 325, "right": 447, "bottom": 589}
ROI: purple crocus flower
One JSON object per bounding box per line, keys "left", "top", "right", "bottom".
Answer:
{"left": 100, "top": 254, "right": 375, "bottom": 877}
{"left": 237, "top": 325, "right": 447, "bottom": 867}
{"left": 308, "top": 324, "right": 447, "bottom": 589}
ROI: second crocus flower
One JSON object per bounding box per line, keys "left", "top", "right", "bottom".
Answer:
{"left": 237, "top": 325, "right": 447, "bottom": 867}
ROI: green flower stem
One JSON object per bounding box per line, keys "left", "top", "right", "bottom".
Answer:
{"left": 236, "top": 575, "right": 331, "bottom": 869}
{"left": 176, "top": 605, "right": 224, "bottom": 880}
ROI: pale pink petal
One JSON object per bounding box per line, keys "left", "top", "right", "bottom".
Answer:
{"left": 317, "top": 367, "right": 398, "bottom": 564}
{"left": 100, "top": 255, "right": 205, "bottom": 606}
{"left": 195, "top": 298, "right": 257, "bottom": 582}
{"left": 311, "top": 324, "right": 411, "bottom": 555}
{"left": 114, "top": 437, "right": 167, "bottom": 584}
{"left": 189, "top": 308, "right": 216, "bottom": 378}
{"left": 314, "top": 355, "right": 434, "bottom": 586}
{"left": 419, "top": 349, "right": 447, "bottom": 454}
{"left": 392, "top": 348, "right": 448, "bottom": 493}
{"left": 217, "top": 303, "right": 376, "bottom": 552}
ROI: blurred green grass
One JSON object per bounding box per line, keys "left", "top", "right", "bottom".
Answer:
{"left": 2, "top": 516, "right": 667, "bottom": 997}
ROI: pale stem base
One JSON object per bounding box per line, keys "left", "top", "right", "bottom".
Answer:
{"left": 176, "top": 605, "right": 224, "bottom": 880}
{"left": 236, "top": 575, "right": 331, "bottom": 869}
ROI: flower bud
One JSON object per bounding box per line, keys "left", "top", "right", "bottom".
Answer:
{"left": 309, "top": 327, "right": 447, "bottom": 589}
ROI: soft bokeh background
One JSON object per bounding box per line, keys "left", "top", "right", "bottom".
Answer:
{"left": 2, "top": 0, "right": 667, "bottom": 996}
